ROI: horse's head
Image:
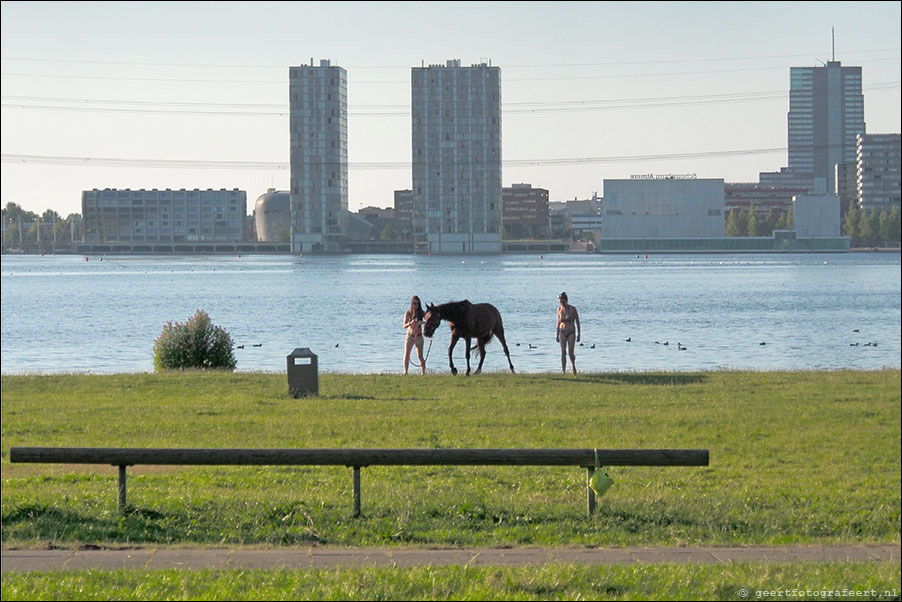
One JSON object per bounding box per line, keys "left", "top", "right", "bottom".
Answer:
{"left": 423, "top": 303, "right": 442, "bottom": 338}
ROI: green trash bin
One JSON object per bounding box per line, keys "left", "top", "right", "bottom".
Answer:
{"left": 287, "top": 348, "right": 318, "bottom": 398}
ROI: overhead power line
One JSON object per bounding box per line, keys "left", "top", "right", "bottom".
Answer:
{"left": 3, "top": 56, "right": 900, "bottom": 85}
{"left": 0, "top": 103, "right": 292, "bottom": 117}
{"left": 1, "top": 148, "right": 787, "bottom": 171}
{"left": 3, "top": 82, "right": 900, "bottom": 111}
{"left": 2, "top": 82, "right": 898, "bottom": 117}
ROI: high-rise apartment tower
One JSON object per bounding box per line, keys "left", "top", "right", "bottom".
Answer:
{"left": 760, "top": 61, "right": 866, "bottom": 195}
{"left": 857, "top": 133, "right": 902, "bottom": 213}
{"left": 412, "top": 60, "right": 502, "bottom": 254}
{"left": 289, "top": 59, "right": 348, "bottom": 253}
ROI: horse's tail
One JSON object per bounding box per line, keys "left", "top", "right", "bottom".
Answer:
{"left": 468, "top": 332, "right": 496, "bottom": 352}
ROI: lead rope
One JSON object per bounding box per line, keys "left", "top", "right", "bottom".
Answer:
{"left": 407, "top": 337, "right": 433, "bottom": 368}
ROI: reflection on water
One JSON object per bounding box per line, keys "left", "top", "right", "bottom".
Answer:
{"left": 2, "top": 253, "right": 899, "bottom": 374}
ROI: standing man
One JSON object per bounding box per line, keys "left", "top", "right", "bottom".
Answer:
{"left": 556, "top": 292, "right": 581, "bottom": 374}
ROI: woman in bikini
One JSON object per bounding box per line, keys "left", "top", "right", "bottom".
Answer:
{"left": 556, "top": 292, "right": 581, "bottom": 374}
{"left": 402, "top": 296, "right": 427, "bottom": 375}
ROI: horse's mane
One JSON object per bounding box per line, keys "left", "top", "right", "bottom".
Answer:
{"left": 436, "top": 300, "right": 471, "bottom": 323}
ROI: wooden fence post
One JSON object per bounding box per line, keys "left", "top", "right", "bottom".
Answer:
{"left": 118, "top": 465, "right": 127, "bottom": 511}
{"left": 586, "top": 466, "right": 596, "bottom": 516}
{"left": 352, "top": 466, "right": 361, "bottom": 517}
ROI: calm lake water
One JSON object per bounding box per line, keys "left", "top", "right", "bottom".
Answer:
{"left": 1, "top": 253, "right": 899, "bottom": 375}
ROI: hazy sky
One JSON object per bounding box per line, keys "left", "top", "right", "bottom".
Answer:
{"left": 2, "top": 1, "right": 900, "bottom": 217}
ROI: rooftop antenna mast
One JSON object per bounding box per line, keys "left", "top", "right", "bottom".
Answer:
{"left": 832, "top": 27, "right": 835, "bottom": 61}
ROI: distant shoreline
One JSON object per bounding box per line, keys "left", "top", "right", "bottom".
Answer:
{"left": 3, "top": 247, "right": 899, "bottom": 256}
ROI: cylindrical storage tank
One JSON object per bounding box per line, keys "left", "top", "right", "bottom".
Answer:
{"left": 254, "top": 189, "right": 291, "bottom": 242}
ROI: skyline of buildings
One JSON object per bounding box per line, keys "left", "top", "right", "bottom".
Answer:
{"left": 18, "top": 56, "right": 899, "bottom": 252}
{"left": 282, "top": 56, "right": 896, "bottom": 253}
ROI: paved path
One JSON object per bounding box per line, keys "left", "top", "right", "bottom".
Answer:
{"left": 2, "top": 544, "right": 898, "bottom": 572}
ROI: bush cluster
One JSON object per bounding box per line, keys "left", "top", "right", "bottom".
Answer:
{"left": 153, "top": 310, "right": 236, "bottom": 371}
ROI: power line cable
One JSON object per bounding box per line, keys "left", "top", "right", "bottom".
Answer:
{"left": 3, "top": 82, "right": 897, "bottom": 117}
{"left": 3, "top": 56, "right": 900, "bottom": 85}
{"left": 3, "top": 82, "right": 899, "bottom": 112}
{"left": 1, "top": 147, "right": 788, "bottom": 171}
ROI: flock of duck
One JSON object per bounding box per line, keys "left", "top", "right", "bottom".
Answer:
{"left": 234, "top": 329, "right": 878, "bottom": 353}
{"left": 510, "top": 329, "right": 878, "bottom": 353}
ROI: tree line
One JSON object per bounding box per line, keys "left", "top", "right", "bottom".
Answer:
{"left": 4, "top": 200, "right": 900, "bottom": 249}
{"left": 2, "top": 202, "right": 83, "bottom": 245}
{"left": 725, "top": 205, "right": 901, "bottom": 247}
{"left": 842, "top": 205, "right": 901, "bottom": 248}
{"left": 725, "top": 208, "right": 793, "bottom": 238}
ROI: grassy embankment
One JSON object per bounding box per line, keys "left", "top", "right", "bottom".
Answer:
{"left": 1, "top": 370, "right": 899, "bottom": 600}
{"left": 2, "top": 563, "right": 901, "bottom": 601}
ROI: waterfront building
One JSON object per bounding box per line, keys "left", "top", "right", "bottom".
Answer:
{"left": 564, "top": 198, "right": 599, "bottom": 213}
{"left": 602, "top": 178, "right": 725, "bottom": 239}
{"left": 394, "top": 189, "right": 414, "bottom": 239}
{"left": 244, "top": 215, "right": 257, "bottom": 242}
{"left": 857, "top": 133, "right": 901, "bottom": 213}
{"left": 253, "top": 189, "right": 290, "bottom": 242}
{"left": 359, "top": 206, "right": 396, "bottom": 222}
{"left": 502, "top": 183, "right": 549, "bottom": 239}
{"left": 792, "top": 194, "right": 842, "bottom": 238}
{"left": 548, "top": 202, "right": 568, "bottom": 238}
{"left": 82, "top": 188, "right": 246, "bottom": 243}
{"left": 545, "top": 196, "right": 603, "bottom": 240}
{"left": 760, "top": 61, "right": 865, "bottom": 195}
{"left": 412, "top": 59, "right": 502, "bottom": 254}
{"left": 834, "top": 162, "right": 859, "bottom": 216}
{"left": 724, "top": 182, "right": 807, "bottom": 220}
{"left": 358, "top": 206, "right": 396, "bottom": 239}
{"left": 569, "top": 212, "right": 605, "bottom": 237}
{"left": 289, "top": 59, "right": 348, "bottom": 253}
{"left": 567, "top": 196, "right": 604, "bottom": 243}
{"left": 347, "top": 213, "right": 376, "bottom": 241}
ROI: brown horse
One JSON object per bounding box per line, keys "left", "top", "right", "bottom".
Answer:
{"left": 423, "top": 300, "right": 515, "bottom": 375}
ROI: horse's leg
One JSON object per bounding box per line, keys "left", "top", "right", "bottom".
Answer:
{"left": 495, "top": 326, "right": 515, "bottom": 373}
{"left": 475, "top": 336, "right": 489, "bottom": 374}
{"left": 448, "top": 334, "right": 459, "bottom": 375}
{"left": 465, "top": 337, "right": 472, "bottom": 376}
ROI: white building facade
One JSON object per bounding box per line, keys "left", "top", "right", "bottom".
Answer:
{"left": 289, "top": 59, "right": 348, "bottom": 253}
{"left": 792, "top": 194, "right": 842, "bottom": 238}
{"left": 412, "top": 60, "right": 502, "bottom": 254}
{"left": 602, "top": 178, "right": 725, "bottom": 239}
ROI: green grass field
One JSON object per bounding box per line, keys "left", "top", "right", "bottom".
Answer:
{"left": 1, "top": 370, "right": 899, "bottom": 600}
{"left": 2, "top": 563, "right": 900, "bottom": 601}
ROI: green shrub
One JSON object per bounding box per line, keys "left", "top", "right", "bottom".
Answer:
{"left": 153, "top": 310, "right": 236, "bottom": 371}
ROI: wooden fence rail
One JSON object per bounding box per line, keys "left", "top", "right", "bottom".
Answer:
{"left": 10, "top": 447, "right": 709, "bottom": 516}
